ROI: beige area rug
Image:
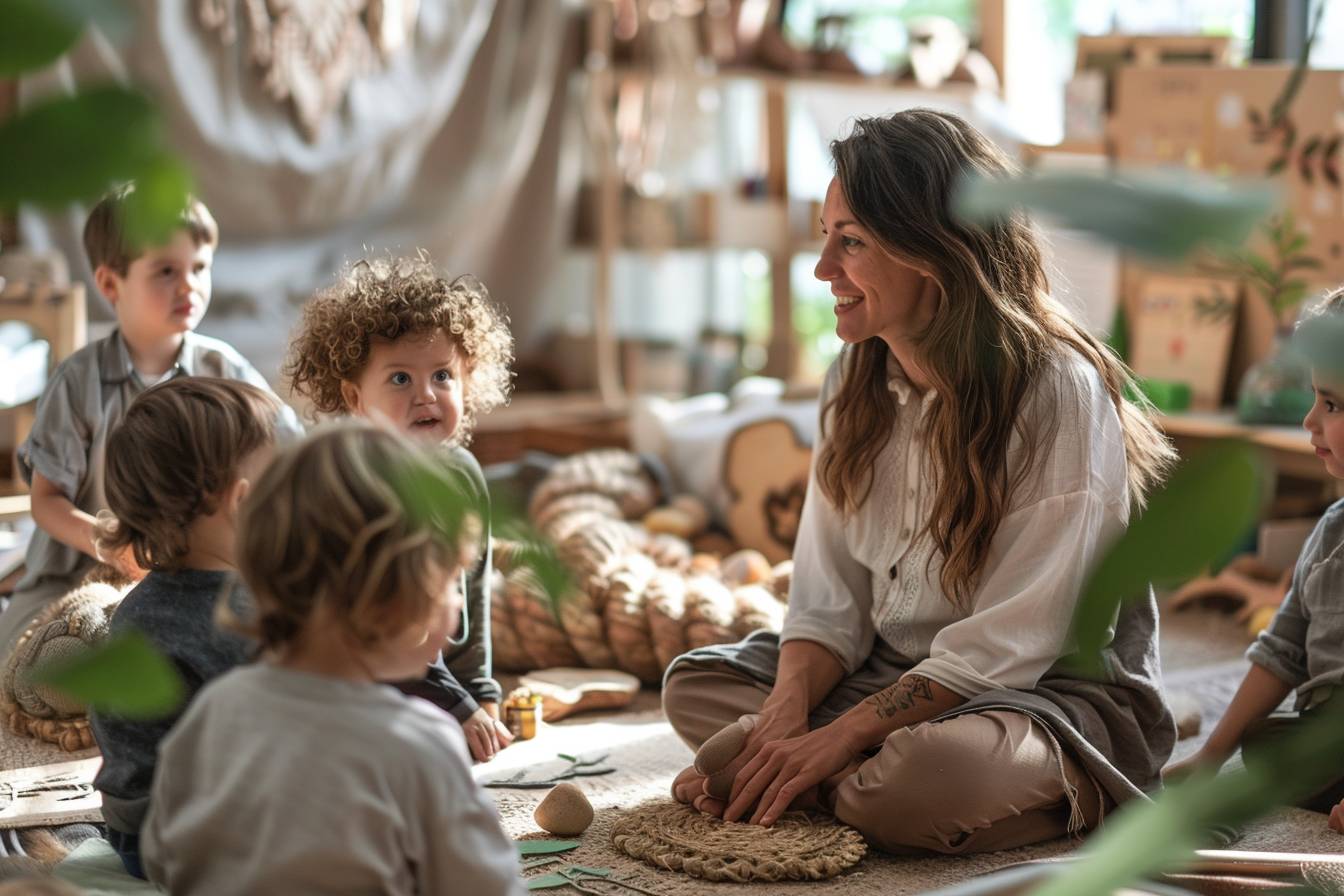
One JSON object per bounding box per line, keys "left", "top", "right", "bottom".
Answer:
{"left": 481, "top": 607, "right": 1344, "bottom": 895}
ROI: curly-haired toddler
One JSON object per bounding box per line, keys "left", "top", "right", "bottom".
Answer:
{"left": 285, "top": 256, "right": 513, "bottom": 761}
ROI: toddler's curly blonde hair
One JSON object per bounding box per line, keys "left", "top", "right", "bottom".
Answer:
{"left": 285, "top": 255, "right": 513, "bottom": 442}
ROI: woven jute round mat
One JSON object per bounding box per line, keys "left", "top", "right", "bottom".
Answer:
{"left": 610, "top": 802, "right": 866, "bottom": 883}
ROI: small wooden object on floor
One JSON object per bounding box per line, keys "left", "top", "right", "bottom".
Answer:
{"left": 517, "top": 668, "right": 641, "bottom": 723}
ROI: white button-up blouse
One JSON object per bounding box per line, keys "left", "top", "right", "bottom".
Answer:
{"left": 782, "top": 346, "right": 1132, "bottom": 697}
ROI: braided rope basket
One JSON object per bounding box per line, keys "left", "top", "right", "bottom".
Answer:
{"left": 610, "top": 802, "right": 866, "bottom": 883}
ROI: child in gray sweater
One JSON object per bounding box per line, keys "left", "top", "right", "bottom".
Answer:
{"left": 141, "top": 423, "right": 525, "bottom": 896}
{"left": 90, "top": 377, "right": 285, "bottom": 877}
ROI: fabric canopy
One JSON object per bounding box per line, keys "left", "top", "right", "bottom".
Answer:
{"left": 19, "top": 0, "right": 583, "bottom": 378}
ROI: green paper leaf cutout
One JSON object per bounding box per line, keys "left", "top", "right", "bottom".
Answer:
{"left": 517, "top": 840, "right": 580, "bottom": 856}
{"left": 1067, "top": 440, "right": 1265, "bottom": 674}
{"left": 525, "top": 873, "right": 571, "bottom": 890}
{"left": 31, "top": 629, "right": 184, "bottom": 719}
{"left": 954, "top": 169, "right": 1276, "bottom": 261}
{"left": 566, "top": 867, "right": 611, "bottom": 877}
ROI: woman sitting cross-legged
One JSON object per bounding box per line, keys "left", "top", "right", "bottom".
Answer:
{"left": 663, "top": 108, "right": 1179, "bottom": 855}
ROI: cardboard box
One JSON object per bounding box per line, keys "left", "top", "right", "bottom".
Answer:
{"left": 1114, "top": 66, "right": 1344, "bottom": 284}
{"left": 1111, "top": 66, "right": 1209, "bottom": 168}
{"left": 1128, "top": 273, "right": 1241, "bottom": 410}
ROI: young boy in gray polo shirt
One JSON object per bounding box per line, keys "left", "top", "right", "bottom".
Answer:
{"left": 1, "top": 185, "right": 299, "bottom": 655}
{"left": 1166, "top": 288, "right": 1344, "bottom": 833}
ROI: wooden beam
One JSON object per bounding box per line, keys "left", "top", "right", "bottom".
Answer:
{"left": 762, "top": 81, "right": 795, "bottom": 380}
{"left": 586, "top": 1, "right": 623, "bottom": 405}
{"left": 978, "top": 0, "right": 1007, "bottom": 96}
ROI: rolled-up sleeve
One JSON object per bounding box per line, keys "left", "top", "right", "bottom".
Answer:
{"left": 912, "top": 488, "right": 1126, "bottom": 697}
{"left": 780, "top": 363, "right": 875, "bottom": 674}
{"left": 1246, "top": 559, "right": 1311, "bottom": 689}
{"left": 17, "top": 364, "right": 90, "bottom": 498}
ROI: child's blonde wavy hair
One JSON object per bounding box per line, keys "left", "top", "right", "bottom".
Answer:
{"left": 284, "top": 255, "right": 513, "bottom": 443}
{"left": 235, "top": 421, "right": 483, "bottom": 651}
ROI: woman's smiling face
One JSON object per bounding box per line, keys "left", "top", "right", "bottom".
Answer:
{"left": 813, "top": 178, "right": 939, "bottom": 347}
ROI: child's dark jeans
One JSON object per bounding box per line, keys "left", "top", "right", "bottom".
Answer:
{"left": 106, "top": 827, "right": 146, "bottom": 880}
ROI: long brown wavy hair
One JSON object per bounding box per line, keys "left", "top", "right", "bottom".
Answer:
{"left": 817, "top": 109, "right": 1176, "bottom": 610}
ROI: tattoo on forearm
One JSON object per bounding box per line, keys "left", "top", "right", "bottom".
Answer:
{"left": 864, "top": 675, "right": 935, "bottom": 719}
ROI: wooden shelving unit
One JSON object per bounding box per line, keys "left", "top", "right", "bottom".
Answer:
{"left": 579, "top": 3, "right": 991, "bottom": 403}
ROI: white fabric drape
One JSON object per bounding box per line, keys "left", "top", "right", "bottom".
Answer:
{"left": 18, "top": 0, "right": 582, "bottom": 379}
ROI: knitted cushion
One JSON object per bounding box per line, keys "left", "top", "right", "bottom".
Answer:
{"left": 611, "top": 802, "right": 866, "bottom": 882}
{"left": 1, "top": 582, "right": 124, "bottom": 752}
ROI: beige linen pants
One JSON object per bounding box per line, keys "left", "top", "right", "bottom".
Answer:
{"left": 663, "top": 664, "right": 1110, "bottom": 855}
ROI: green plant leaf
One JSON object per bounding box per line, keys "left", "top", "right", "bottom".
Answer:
{"left": 953, "top": 170, "right": 1276, "bottom": 260}
{"left": 1289, "top": 313, "right": 1344, "bottom": 378}
{"left": 517, "top": 840, "right": 580, "bottom": 856}
{"left": 492, "top": 511, "right": 574, "bottom": 611}
{"left": 31, "top": 629, "right": 184, "bottom": 719}
{"left": 389, "top": 454, "right": 490, "bottom": 554}
{"left": 1066, "top": 441, "right": 1265, "bottom": 673}
{"left": 1285, "top": 256, "right": 1323, "bottom": 270}
{"left": 0, "top": 86, "right": 164, "bottom": 206}
{"left": 0, "top": 0, "right": 83, "bottom": 76}
{"left": 1031, "top": 699, "right": 1344, "bottom": 896}
{"left": 0, "top": 0, "right": 135, "bottom": 75}
{"left": 1240, "top": 253, "right": 1275, "bottom": 285}
{"left": 121, "top": 155, "right": 197, "bottom": 249}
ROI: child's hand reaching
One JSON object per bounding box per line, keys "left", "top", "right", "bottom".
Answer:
{"left": 1331, "top": 798, "right": 1344, "bottom": 834}
{"left": 462, "top": 707, "right": 514, "bottom": 762}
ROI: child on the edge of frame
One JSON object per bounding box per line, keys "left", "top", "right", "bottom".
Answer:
{"left": 90, "top": 377, "right": 285, "bottom": 880}
{"left": 284, "top": 255, "right": 514, "bottom": 762}
{"left": 1165, "top": 286, "right": 1344, "bottom": 834}
{"left": 1, "top": 183, "right": 300, "bottom": 656}
{"left": 141, "top": 422, "right": 527, "bottom": 896}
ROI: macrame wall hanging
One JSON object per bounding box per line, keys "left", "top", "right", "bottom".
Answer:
{"left": 197, "top": 0, "right": 420, "bottom": 140}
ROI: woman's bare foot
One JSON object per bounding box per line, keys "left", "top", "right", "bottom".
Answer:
{"left": 672, "top": 765, "right": 728, "bottom": 817}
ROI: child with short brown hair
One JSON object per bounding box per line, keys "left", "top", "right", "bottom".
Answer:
{"left": 141, "top": 423, "right": 525, "bottom": 896}
{"left": 285, "top": 256, "right": 513, "bottom": 760}
{"left": 3, "top": 184, "right": 299, "bottom": 655}
{"left": 91, "top": 377, "right": 285, "bottom": 878}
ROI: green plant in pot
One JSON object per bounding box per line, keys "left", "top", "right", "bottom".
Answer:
{"left": 1206, "top": 211, "right": 1323, "bottom": 424}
